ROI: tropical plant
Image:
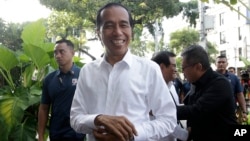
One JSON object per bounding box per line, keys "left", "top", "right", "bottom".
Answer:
{"left": 0, "top": 20, "right": 83, "bottom": 141}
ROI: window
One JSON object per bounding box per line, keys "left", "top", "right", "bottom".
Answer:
{"left": 238, "top": 27, "right": 242, "bottom": 40}
{"left": 246, "top": 8, "right": 250, "bottom": 24}
{"left": 219, "top": 13, "right": 224, "bottom": 26}
{"left": 239, "top": 47, "right": 242, "bottom": 61}
{"left": 220, "top": 32, "right": 226, "bottom": 44}
{"left": 220, "top": 50, "right": 226, "bottom": 56}
{"left": 238, "top": 6, "right": 240, "bottom": 20}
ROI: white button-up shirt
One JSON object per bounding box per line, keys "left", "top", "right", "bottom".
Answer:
{"left": 167, "top": 82, "right": 180, "bottom": 105}
{"left": 160, "top": 82, "right": 188, "bottom": 141}
{"left": 70, "top": 51, "right": 177, "bottom": 141}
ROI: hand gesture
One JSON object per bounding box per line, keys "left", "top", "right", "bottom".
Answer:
{"left": 94, "top": 115, "right": 137, "bottom": 141}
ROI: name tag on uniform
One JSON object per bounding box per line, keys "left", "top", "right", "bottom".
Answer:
{"left": 72, "top": 78, "right": 78, "bottom": 86}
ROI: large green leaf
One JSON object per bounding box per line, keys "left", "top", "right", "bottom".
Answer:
{"left": 22, "top": 64, "right": 36, "bottom": 87}
{"left": 21, "top": 20, "right": 46, "bottom": 46}
{"left": 29, "top": 85, "right": 42, "bottom": 106}
{"left": 11, "top": 117, "right": 37, "bottom": 141}
{"left": 41, "top": 42, "right": 55, "bottom": 53}
{"left": 23, "top": 44, "right": 50, "bottom": 70}
{"left": 0, "top": 94, "right": 29, "bottom": 133}
{"left": 0, "top": 45, "right": 19, "bottom": 71}
{"left": 0, "top": 117, "right": 9, "bottom": 141}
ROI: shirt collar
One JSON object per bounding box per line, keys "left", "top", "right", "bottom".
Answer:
{"left": 167, "top": 81, "right": 174, "bottom": 89}
{"left": 56, "top": 64, "right": 77, "bottom": 76}
{"left": 193, "top": 67, "right": 213, "bottom": 87}
{"left": 99, "top": 49, "right": 132, "bottom": 68}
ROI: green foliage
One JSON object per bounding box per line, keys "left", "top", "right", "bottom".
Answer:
{"left": 46, "top": 10, "right": 91, "bottom": 39}
{"left": 0, "top": 46, "right": 19, "bottom": 89}
{"left": 169, "top": 28, "right": 218, "bottom": 70}
{"left": 0, "top": 20, "right": 52, "bottom": 141}
{"left": 248, "top": 114, "right": 250, "bottom": 124}
{"left": 211, "top": 0, "right": 237, "bottom": 5}
{"left": 0, "top": 19, "right": 24, "bottom": 51}
{"left": 0, "top": 20, "right": 81, "bottom": 141}
{"left": 169, "top": 28, "right": 200, "bottom": 54}
{"left": 0, "top": 19, "right": 83, "bottom": 141}
{"left": 182, "top": 0, "right": 199, "bottom": 27}
{"left": 130, "top": 25, "right": 148, "bottom": 56}
{"left": 46, "top": 10, "right": 90, "bottom": 59}
{"left": 39, "top": 0, "right": 201, "bottom": 56}
{"left": 40, "top": 0, "right": 183, "bottom": 26}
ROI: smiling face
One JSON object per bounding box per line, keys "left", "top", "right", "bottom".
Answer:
{"left": 97, "top": 6, "right": 132, "bottom": 62}
{"left": 161, "top": 57, "right": 177, "bottom": 83}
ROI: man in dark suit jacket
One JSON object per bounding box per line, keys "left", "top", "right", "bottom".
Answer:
{"left": 177, "top": 45, "right": 238, "bottom": 141}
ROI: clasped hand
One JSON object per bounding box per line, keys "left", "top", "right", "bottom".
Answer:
{"left": 93, "top": 115, "right": 137, "bottom": 141}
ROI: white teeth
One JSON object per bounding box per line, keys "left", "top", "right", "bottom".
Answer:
{"left": 113, "top": 40, "right": 124, "bottom": 44}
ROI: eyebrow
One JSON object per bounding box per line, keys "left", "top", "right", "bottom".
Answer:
{"left": 104, "top": 20, "right": 130, "bottom": 25}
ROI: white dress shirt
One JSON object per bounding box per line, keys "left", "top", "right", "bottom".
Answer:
{"left": 159, "top": 82, "right": 188, "bottom": 141}
{"left": 70, "top": 51, "right": 177, "bottom": 141}
{"left": 167, "top": 82, "right": 180, "bottom": 105}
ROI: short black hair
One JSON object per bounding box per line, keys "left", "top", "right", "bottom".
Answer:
{"left": 228, "top": 66, "right": 235, "bottom": 71}
{"left": 96, "top": 2, "right": 134, "bottom": 30}
{"left": 181, "top": 45, "right": 210, "bottom": 70}
{"left": 55, "top": 38, "right": 74, "bottom": 49}
{"left": 151, "top": 51, "right": 176, "bottom": 67}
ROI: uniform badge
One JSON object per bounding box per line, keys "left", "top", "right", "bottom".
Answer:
{"left": 72, "top": 78, "right": 78, "bottom": 85}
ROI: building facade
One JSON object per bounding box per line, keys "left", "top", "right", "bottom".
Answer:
{"left": 201, "top": 0, "right": 250, "bottom": 74}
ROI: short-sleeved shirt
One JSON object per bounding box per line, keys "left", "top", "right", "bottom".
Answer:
{"left": 223, "top": 71, "right": 243, "bottom": 109}
{"left": 41, "top": 64, "right": 84, "bottom": 139}
{"left": 223, "top": 71, "right": 243, "bottom": 98}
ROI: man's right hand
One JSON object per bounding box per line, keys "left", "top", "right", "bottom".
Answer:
{"left": 94, "top": 115, "right": 137, "bottom": 141}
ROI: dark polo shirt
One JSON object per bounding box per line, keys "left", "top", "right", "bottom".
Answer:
{"left": 223, "top": 71, "right": 243, "bottom": 98}
{"left": 223, "top": 71, "right": 243, "bottom": 109}
{"left": 41, "top": 64, "right": 84, "bottom": 140}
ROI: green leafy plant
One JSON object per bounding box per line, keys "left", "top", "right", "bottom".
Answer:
{"left": 0, "top": 19, "right": 54, "bottom": 141}
{"left": 0, "top": 19, "right": 83, "bottom": 141}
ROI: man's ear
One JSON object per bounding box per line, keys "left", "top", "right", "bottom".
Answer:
{"left": 159, "top": 63, "right": 166, "bottom": 70}
{"left": 197, "top": 63, "right": 203, "bottom": 71}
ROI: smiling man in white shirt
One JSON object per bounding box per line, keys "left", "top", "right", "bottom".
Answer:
{"left": 70, "top": 2, "right": 177, "bottom": 141}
